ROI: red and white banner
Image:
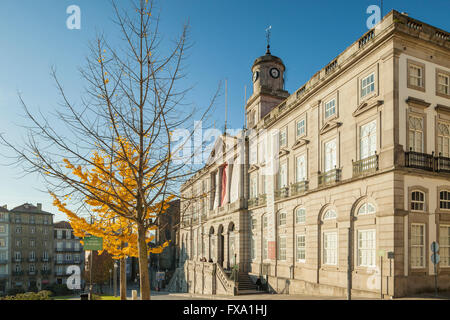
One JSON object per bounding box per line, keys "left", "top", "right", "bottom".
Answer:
{"left": 221, "top": 163, "right": 228, "bottom": 206}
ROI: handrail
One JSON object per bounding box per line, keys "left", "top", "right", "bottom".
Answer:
{"left": 215, "top": 263, "right": 235, "bottom": 294}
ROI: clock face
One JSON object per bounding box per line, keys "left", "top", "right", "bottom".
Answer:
{"left": 253, "top": 71, "right": 259, "bottom": 82}
{"left": 270, "top": 68, "right": 280, "bottom": 79}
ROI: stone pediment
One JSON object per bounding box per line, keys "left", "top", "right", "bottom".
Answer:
{"left": 320, "top": 120, "right": 342, "bottom": 135}
{"left": 353, "top": 99, "right": 384, "bottom": 117}
{"left": 248, "top": 164, "right": 259, "bottom": 173}
{"left": 292, "top": 138, "right": 310, "bottom": 150}
{"left": 435, "top": 104, "right": 450, "bottom": 115}
{"left": 278, "top": 148, "right": 290, "bottom": 157}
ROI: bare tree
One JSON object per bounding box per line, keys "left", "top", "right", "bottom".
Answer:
{"left": 1, "top": 0, "right": 219, "bottom": 300}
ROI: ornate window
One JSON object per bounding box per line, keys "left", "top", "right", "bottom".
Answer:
{"left": 411, "top": 191, "right": 425, "bottom": 212}
{"left": 296, "top": 155, "right": 307, "bottom": 182}
{"left": 438, "top": 122, "right": 450, "bottom": 158}
{"left": 409, "top": 116, "right": 424, "bottom": 152}
{"left": 360, "top": 120, "right": 377, "bottom": 160}
{"left": 358, "top": 202, "right": 376, "bottom": 215}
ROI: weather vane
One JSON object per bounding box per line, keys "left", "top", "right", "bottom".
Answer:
{"left": 265, "top": 25, "right": 272, "bottom": 54}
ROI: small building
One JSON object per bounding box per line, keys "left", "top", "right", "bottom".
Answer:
{"left": 0, "top": 205, "right": 10, "bottom": 294}
{"left": 53, "top": 221, "right": 84, "bottom": 286}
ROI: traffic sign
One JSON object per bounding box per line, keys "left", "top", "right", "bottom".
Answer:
{"left": 378, "top": 249, "right": 385, "bottom": 257}
{"left": 431, "top": 241, "right": 439, "bottom": 253}
{"left": 431, "top": 253, "right": 440, "bottom": 265}
{"left": 84, "top": 236, "right": 103, "bottom": 251}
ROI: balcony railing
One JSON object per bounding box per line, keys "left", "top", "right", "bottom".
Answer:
{"left": 353, "top": 154, "right": 379, "bottom": 177}
{"left": 248, "top": 194, "right": 268, "bottom": 208}
{"left": 275, "top": 187, "right": 289, "bottom": 200}
{"left": 12, "top": 271, "right": 24, "bottom": 276}
{"left": 14, "top": 258, "right": 22, "bottom": 263}
{"left": 28, "top": 258, "right": 37, "bottom": 263}
{"left": 405, "top": 150, "right": 435, "bottom": 171}
{"left": 405, "top": 151, "right": 450, "bottom": 173}
{"left": 0, "top": 259, "right": 8, "bottom": 264}
{"left": 41, "top": 257, "right": 51, "bottom": 262}
{"left": 437, "top": 155, "right": 450, "bottom": 173}
{"left": 318, "top": 168, "right": 341, "bottom": 187}
{"left": 290, "top": 180, "right": 309, "bottom": 196}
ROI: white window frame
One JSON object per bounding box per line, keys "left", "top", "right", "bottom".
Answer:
{"left": 278, "top": 212, "right": 287, "bottom": 226}
{"left": 360, "top": 72, "right": 375, "bottom": 98}
{"left": 409, "top": 115, "right": 424, "bottom": 153}
{"left": 440, "top": 190, "right": 450, "bottom": 211}
{"left": 409, "top": 63, "right": 424, "bottom": 88}
{"left": 360, "top": 120, "right": 377, "bottom": 160}
{"left": 324, "top": 139, "right": 337, "bottom": 172}
{"left": 324, "top": 99, "right": 336, "bottom": 119}
{"left": 278, "top": 236, "right": 286, "bottom": 261}
{"left": 296, "top": 154, "right": 307, "bottom": 182}
{"left": 411, "top": 224, "right": 425, "bottom": 269}
{"left": 358, "top": 202, "right": 376, "bottom": 215}
{"left": 279, "top": 127, "right": 287, "bottom": 148}
{"left": 437, "top": 72, "right": 450, "bottom": 95}
{"left": 323, "top": 232, "right": 337, "bottom": 265}
{"left": 278, "top": 162, "right": 288, "bottom": 188}
{"left": 295, "top": 208, "right": 306, "bottom": 224}
{"left": 438, "top": 122, "right": 450, "bottom": 158}
{"left": 357, "top": 229, "right": 376, "bottom": 267}
{"left": 411, "top": 191, "right": 425, "bottom": 212}
{"left": 296, "top": 118, "right": 306, "bottom": 138}
{"left": 440, "top": 225, "right": 450, "bottom": 267}
{"left": 296, "top": 234, "right": 306, "bottom": 262}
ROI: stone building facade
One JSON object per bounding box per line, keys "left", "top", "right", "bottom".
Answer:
{"left": 0, "top": 206, "right": 10, "bottom": 294}
{"left": 174, "top": 10, "right": 450, "bottom": 298}
{"left": 53, "top": 221, "right": 84, "bottom": 286}
{"left": 9, "top": 203, "right": 54, "bottom": 292}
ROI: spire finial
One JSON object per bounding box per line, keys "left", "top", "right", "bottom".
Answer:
{"left": 265, "top": 25, "right": 272, "bottom": 54}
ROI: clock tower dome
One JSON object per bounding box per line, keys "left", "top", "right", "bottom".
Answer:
{"left": 246, "top": 45, "right": 289, "bottom": 128}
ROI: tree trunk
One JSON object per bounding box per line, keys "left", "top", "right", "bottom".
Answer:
{"left": 120, "top": 258, "right": 127, "bottom": 300}
{"left": 137, "top": 224, "right": 151, "bottom": 300}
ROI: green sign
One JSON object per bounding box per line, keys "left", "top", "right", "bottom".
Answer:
{"left": 84, "top": 236, "right": 103, "bottom": 251}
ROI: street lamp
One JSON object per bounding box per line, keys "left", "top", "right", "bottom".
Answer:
{"left": 109, "top": 269, "right": 112, "bottom": 295}
{"left": 114, "top": 262, "right": 118, "bottom": 297}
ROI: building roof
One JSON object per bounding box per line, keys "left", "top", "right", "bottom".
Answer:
{"left": 11, "top": 203, "right": 53, "bottom": 215}
{"left": 0, "top": 206, "right": 8, "bottom": 213}
{"left": 54, "top": 221, "right": 73, "bottom": 229}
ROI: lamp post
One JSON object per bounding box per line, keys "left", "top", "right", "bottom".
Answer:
{"left": 114, "top": 262, "right": 118, "bottom": 297}
{"left": 109, "top": 269, "right": 112, "bottom": 295}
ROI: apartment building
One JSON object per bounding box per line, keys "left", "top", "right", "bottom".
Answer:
{"left": 9, "top": 203, "right": 54, "bottom": 292}
{"left": 0, "top": 206, "right": 10, "bottom": 294}
{"left": 53, "top": 221, "right": 84, "bottom": 285}
{"left": 176, "top": 10, "right": 450, "bottom": 298}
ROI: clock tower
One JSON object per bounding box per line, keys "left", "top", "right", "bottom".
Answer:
{"left": 246, "top": 45, "right": 289, "bottom": 128}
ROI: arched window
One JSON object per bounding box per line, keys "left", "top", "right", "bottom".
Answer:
{"left": 295, "top": 208, "right": 306, "bottom": 224}
{"left": 358, "top": 202, "right": 376, "bottom": 215}
{"left": 323, "top": 209, "right": 337, "bottom": 220}
{"left": 278, "top": 212, "right": 287, "bottom": 226}
{"left": 411, "top": 191, "right": 425, "bottom": 212}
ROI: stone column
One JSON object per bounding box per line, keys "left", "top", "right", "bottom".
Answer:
{"left": 223, "top": 233, "right": 229, "bottom": 269}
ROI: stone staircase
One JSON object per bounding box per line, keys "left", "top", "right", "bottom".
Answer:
{"left": 224, "top": 270, "right": 265, "bottom": 295}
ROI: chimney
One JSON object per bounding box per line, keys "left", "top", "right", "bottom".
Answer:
{"left": 37, "top": 203, "right": 42, "bottom": 211}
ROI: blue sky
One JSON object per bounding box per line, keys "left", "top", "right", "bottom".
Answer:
{"left": 0, "top": 0, "right": 449, "bottom": 221}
